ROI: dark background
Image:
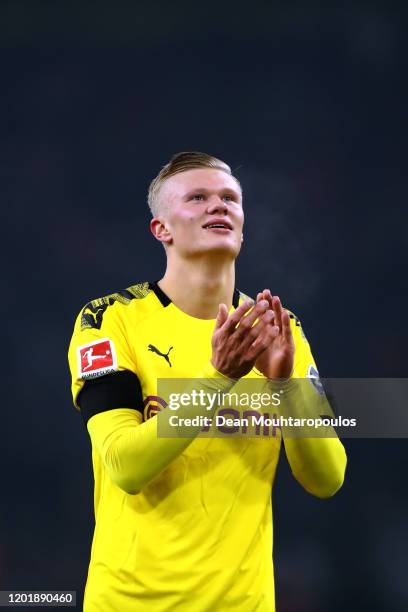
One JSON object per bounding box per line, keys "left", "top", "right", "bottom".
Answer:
{"left": 2, "top": 1, "right": 407, "bottom": 610}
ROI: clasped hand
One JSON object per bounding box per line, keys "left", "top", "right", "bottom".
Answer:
{"left": 211, "top": 289, "right": 295, "bottom": 380}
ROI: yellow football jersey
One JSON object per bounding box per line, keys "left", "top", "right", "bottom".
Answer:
{"left": 68, "top": 281, "right": 318, "bottom": 612}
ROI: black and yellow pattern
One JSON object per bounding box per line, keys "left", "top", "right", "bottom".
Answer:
{"left": 80, "top": 282, "right": 151, "bottom": 330}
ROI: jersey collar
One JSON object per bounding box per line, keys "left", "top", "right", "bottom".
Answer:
{"left": 148, "top": 280, "right": 240, "bottom": 309}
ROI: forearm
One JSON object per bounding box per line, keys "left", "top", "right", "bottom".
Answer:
{"left": 284, "top": 437, "right": 347, "bottom": 498}
{"left": 88, "top": 408, "right": 196, "bottom": 494}
{"left": 88, "top": 362, "right": 236, "bottom": 494}
{"left": 268, "top": 377, "right": 347, "bottom": 498}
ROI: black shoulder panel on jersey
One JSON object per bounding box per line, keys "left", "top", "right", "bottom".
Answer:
{"left": 233, "top": 289, "right": 241, "bottom": 308}
{"left": 81, "top": 281, "right": 151, "bottom": 330}
{"left": 116, "top": 288, "right": 137, "bottom": 300}
{"left": 148, "top": 281, "right": 171, "bottom": 307}
{"left": 77, "top": 370, "right": 144, "bottom": 425}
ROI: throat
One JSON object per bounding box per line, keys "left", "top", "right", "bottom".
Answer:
{"left": 157, "top": 269, "right": 236, "bottom": 319}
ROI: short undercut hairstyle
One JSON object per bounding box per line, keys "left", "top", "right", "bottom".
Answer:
{"left": 147, "top": 151, "right": 241, "bottom": 217}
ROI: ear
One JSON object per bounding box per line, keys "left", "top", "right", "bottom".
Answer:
{"left": 150, "top": 217, "right": 173, "bottom": 245}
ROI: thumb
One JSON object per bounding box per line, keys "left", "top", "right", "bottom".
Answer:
{"left": 215, "top": 303, "right": 228, "bottom": 330}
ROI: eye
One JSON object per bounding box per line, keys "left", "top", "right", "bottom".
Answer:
{"left": 192, "top": 194, "right": 205, "bottom": 201}
{"left": 223, "top": 194, "right": 234, "bottom": 202}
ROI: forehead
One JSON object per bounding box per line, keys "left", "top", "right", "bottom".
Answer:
{"left": 162, "top": 168, "right": 241, "bottom": 198}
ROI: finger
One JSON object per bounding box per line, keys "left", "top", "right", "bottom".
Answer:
{"left": 272, "top": 296, "right": 283, "bottom": 330}
{"left": 247, "top": 324, "right": 280, "bottom": 360}
{"left": 235, "top": 299, "right": 270, "bottom": 337}
{"left": 214, "top": 303, "right": 229, "bottom": 330}
{"left": 222, "top": 299, "right": 253, "bottom": 333}
{"left": 281, "top": 308, "right": 293, "bottom": 343}
{"left": 258, "top": 292, "right": 272, "bottom": 322}
{"left": 262, "top": 289, "right": 274, "bottom": 321}
{"left": 241, "top": 308, "right": 275, "bottom": 348}
{"left": 250, "top": 321, "right": 279, "bottom": 349}
{"left": 263, "top": 289, "right": 274, "bottom": 309}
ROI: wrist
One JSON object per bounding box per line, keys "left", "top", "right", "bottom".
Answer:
{"left": 262, "top": 366, "right": 294, "bottom": 380}
{"left": 201, "top": 361, "right": 238, "bottom": 389}
{"left": 209, "top": 360, "right": 239, "bottom": 383}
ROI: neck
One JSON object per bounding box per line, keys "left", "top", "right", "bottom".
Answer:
{"left": 158, "top": 254, "right": 236, "bottom": 319}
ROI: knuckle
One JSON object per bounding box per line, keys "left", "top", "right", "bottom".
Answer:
{"left": 262, "top": 335, "right": 271, "bottom": 347}
{"left": 256, "top": 336, "right": 267, "bottom": 349}
{"left": 256, "top": 300, "right": 268, "bottom": 311}
{"left": 239, "top": 317, "right": 251, "bottom": 330}
{"left": 248, "top": 326, "right": 262, "bottom": 342}
{"left": 229, "top": 313, "right": 240, "bottom": 326}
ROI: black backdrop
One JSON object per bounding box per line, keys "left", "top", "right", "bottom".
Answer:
{"left": 2, "top": 2, "right": 408, "bottom": 610}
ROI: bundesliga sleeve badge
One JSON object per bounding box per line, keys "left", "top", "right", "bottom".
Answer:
{"left": 307, "top": 364, "right": 325, "bottom": 396}
{"left": 77, "top": 338, "right": 118, "bottom": 380}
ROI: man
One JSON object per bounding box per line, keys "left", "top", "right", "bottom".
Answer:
{"left": 68, "top": 151, "right": 347, "bottom": 611}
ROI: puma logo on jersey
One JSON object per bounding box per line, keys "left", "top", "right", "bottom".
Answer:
{"left": 81, "top": 303, "right": 109, "bottom": 330}
{"left": 83, "top": 307, "right": 105, "bottom": 324}
{"left": 148, "top": 344, "right": 173, "bottom": 367}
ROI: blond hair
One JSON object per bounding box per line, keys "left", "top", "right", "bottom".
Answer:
{"left": 147, "top": 151, "right": 241, "bottom": 216}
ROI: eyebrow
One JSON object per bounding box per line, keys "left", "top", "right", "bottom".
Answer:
{"left": 183, "top": 187, "right": 242, "bottom": 201}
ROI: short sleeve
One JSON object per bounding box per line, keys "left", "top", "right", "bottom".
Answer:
{"left": 68, "top": 298, "right": 137, "bottom": 411}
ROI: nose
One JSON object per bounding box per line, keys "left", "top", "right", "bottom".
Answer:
{"left": 206, "top": 196, "right": 228, "bottom": 215}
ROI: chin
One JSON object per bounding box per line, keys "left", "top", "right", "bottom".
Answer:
{"left": 175, "top": 237, "right": 241, "bottom": 259}
{"left": 199, "top": 241, "right": 241, "bottom": 259}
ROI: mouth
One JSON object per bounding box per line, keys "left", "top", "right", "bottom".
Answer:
{"left": 202, "top": 220, "right": 233, "bottom": 232}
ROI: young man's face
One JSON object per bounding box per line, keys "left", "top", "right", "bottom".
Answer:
{"left": 154, "top": 168, "right": 244, "bottom": 259}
